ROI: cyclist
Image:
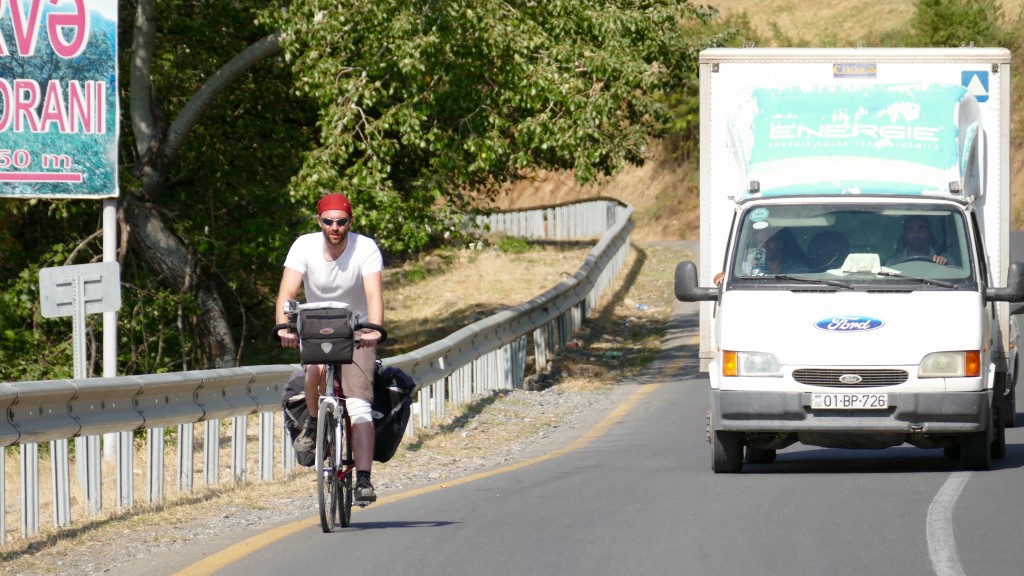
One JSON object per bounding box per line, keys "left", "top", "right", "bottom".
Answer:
{"left": 275, "top": 192, "right": 385, "bottom": 504}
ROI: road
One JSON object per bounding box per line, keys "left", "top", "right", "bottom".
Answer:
{"left": 168, "top": 256, "right": 1024, "bottom": 576}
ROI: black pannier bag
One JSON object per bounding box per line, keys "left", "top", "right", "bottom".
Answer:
{"left": 297, "top": 303, "right": 354, "bottom": 365}
{"left": 371, "top": 362, "right": 416, "bottom": 463}
{"left": 281, "top": 369, "right": 314, "bottom": 467}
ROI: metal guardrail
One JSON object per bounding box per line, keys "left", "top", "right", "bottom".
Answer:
{"left": 0, "top": 199, "right": 633, "bottom": 544}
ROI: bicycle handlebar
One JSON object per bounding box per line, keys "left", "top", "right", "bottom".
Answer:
{"left": 271, "top": 321, "right": 388, "bottom": 344}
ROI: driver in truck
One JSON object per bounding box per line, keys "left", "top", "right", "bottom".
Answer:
{"left": 886, "top": 215, "right": 949, "bottom": 266}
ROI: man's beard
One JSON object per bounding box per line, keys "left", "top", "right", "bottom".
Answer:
{"left": 323, "top": 230, "right": 346, "bottom": 246}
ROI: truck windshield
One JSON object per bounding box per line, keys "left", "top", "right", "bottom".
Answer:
{"left": 728, "top": 203, "right": 976, "bottom": 290}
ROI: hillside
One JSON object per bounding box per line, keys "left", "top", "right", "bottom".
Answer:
{"left": 495, "top": 2, "right": 1024, "bottom": 238}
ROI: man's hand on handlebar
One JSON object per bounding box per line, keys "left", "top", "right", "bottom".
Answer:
{"left": 357, "top": 329, "right": 382, "bottom": 349}
{"left": 278, "top": 328, "right": 299, "bottom": 349}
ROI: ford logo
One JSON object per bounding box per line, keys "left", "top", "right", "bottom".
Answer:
{"left": 814, "top": 316, "right": 884, "bottom": 332}
{"left": 839, "top": 374, "right": 863, "bottom": 384}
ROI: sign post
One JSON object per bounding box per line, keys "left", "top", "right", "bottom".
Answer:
{"left": 39, "top": 261, "right": 121, "bottom": 520}
{"left": 3, "top": 0, "right": 121, "bottom": 531}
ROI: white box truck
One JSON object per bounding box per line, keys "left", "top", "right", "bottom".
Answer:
{"left": 675, "top": 47, "right": 1024, "bottom": 472}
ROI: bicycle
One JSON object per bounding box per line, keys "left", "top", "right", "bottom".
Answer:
{"left": 273, "top": 299, "right": 388, "bottom": 532}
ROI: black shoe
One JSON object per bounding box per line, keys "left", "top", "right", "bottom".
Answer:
{"left": 355, "top": 480, "right": 377, "bottom": 504}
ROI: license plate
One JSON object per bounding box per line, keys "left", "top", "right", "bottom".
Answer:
{"left": 811, "top": 393, "right": 888, "bottom": 410}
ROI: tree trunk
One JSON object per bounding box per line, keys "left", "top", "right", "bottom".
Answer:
{"left": 122, "top": 197, "right": 237, "bottom": 368}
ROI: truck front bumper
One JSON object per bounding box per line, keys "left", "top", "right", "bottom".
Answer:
{"left": 711, "top": 389, "right": 990, "bottom": 433}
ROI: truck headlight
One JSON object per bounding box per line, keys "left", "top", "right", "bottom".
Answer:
{"left": 723, "top": 351, "right": 782, "bottom": 377}
{"left": 919, "top": 351, "right": 981, "bottom": 378}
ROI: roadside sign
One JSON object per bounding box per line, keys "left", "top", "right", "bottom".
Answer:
{"left": 0, "top": 0, "right": 119, "bottom": 199}
{"left": 39, "top": 261, "right": 121, "bottom": 318}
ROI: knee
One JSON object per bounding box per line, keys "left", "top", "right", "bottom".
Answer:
{"left": 347, "top": 397, "right": 373, "bottom": 424}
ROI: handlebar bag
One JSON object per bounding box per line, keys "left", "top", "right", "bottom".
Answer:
{"left": 297, "top": 302, "right": 355, "bottom": 365}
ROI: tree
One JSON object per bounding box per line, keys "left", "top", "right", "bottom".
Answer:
{"left": 266, "top": 0, "right": 721, "bottom": 253}
{"left": 2, "top": 0, "right": 723, "bottom": 377}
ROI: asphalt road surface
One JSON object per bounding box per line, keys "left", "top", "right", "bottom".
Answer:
{"left": 164, "top": 242, "right": 1024, "bottom": 576}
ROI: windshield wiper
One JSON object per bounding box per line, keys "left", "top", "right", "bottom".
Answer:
{"left": 876, "top": 271, "right": 958, "bottom": 289}
{"left": 772, "top": 274, "right": 854, "bottom": 290}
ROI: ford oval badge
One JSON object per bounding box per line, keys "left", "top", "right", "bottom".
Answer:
{"left": 814, "top": 316, "right": 884, "bottom": 332}
{"left": 839, "top": 374, "right": 863, "bottom": 384}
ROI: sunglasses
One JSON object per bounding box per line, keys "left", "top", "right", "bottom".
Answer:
{"left": 319, "top": 217, "right": 351, "bottom": 228}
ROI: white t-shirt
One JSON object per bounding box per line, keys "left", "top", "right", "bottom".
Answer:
{"left": 283, "top": 231, "right": 383, "bottom": 320}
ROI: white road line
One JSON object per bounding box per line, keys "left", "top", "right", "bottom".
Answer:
{"left": 927, "top": 471, "right": 970, "bottom": 576}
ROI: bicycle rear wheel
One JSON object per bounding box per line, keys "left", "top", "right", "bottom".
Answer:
{"left": 338, "top": 416, "right": 353, "bottom": 527}
{"left": 316, "top": 405, "right": 339, "bottom": 532}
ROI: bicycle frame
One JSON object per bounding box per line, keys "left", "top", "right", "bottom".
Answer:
{"left": 317, "top": 363, "right": 355, "bottom": 532}
{"left": 321, "top": 364, "right": 355, "bottom": 482}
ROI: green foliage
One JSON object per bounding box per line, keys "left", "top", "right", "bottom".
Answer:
{"left": 660, "top": 7, "right": 742, "bottom": 162}
{"left": 402, "top": 263, "right": 429, "bottom": 283}
{"left": 495, "top": 236, "right": 531, "bottom": 255}
{"left": 908, "top": 0, "right": 1003, "bottom": 47}
{"left": 264, "top": 0, "right": 719, "bottom": 254}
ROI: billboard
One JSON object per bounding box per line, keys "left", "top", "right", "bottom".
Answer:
{"left": 0, "top": 0, "right": 118, "bottom": 199}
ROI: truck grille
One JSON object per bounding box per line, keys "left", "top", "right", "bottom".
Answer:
{"left": 793, "top": 369, "right": 908, "bottom": 387}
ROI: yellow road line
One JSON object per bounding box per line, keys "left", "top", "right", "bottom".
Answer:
{"left": 173, "top": 338, "right": 693, "bottom": 576}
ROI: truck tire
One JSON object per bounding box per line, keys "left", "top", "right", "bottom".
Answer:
{"left": 712, "top": 429, "right": 744, "bottom": 473}
{"left": 745, "top": 447, "right": 777, "bottom": 464}
{"left": 961, "top": 429, "right": 992, "bottom": 471}
{"left": 1005, "top": 371, "right": 1018, "bottom": 428}
{"left": 992, "top": 406, "right": 1007, "bottom": 459}
{"left": 1007, "top": 386, "right": 1018, "bottom": 427}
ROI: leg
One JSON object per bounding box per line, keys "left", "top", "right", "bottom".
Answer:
{"left": 352, "top": 421, "right": 375, "bottom": 473}
{"left": 341, "top": 343, "right": 378, "bottom": 502}
{"left": 294, "top": 364, "right": 327, "bottom": 456}
{"left": 304, "top": 364, "right": 326, "bottom": 418}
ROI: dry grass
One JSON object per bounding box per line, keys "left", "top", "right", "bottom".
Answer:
{"left": 709, "top": 0, "right": 1024, "bottom": 46}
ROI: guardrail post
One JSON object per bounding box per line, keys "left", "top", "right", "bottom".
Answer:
{"left": 117, "top": 431, "right": 133, "bottom": 509}
{"left": 50, "top": 439, "right": 70, "bottom": 526}
{"left": 75, "top": 436, "right": 101, "bottom": 515}
{"left": 178, "top": 423, "right": 194, "bottom": 492}
{"left": 232, "top": 415, "right": 247, "bottom": 484}
{"left": 1, "top": 449, "right": 5, "bottom": 545}
{"left": 281, "top": 418, "right": 295, "bottom": 473}
{"left": 204, "top": 420, "right": 219, "bottom": 486}
{"left": 20, "top": 443, "right": 39, "bottom": 537}
{"left": 417, "top": 387, "right": 431, "bottom": 429}
{"left": 147, "top": 427, "right": 165, "bottom": 503}
{"left": 259, "top": 412, "right": 275, "bottom": 481}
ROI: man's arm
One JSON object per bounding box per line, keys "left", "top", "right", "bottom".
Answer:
{"left": 359, "top": 270, "right": 384, "bottom": 347}
{"left": 276, "top": 267, "right": 304, "bottom": 347}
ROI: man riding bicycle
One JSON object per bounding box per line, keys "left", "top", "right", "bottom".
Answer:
{"left": 276, "top": 192, "right": 385, "bottom": 504}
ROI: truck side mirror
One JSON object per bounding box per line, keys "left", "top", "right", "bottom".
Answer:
{"left": 674, "top": 261, "right": 720, "bottom": 302}
{"left": 986, "top": 262, "right": 1024, "bottom": 302}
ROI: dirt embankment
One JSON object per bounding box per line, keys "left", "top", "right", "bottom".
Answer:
{"left": 492, "top": 140, "right": 701, "bottom": 242}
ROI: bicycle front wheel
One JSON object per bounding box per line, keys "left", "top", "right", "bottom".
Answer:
{"left": 338, "top": 417, "right": 353, "bottom": 527}
{"left": 316, "top": 405, "right": 339, "bottom": 533}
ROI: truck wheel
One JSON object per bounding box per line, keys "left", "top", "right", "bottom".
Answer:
{"left": 1005, "top": 385, "right": 1018, "bottom": 428}
{"left": 961, "top": 429, "right": 992, "bottom": 471}
{"left": 745, "top": 447, "right": 777, "bottom": 464}
{"left": 991, "top": 407, "right": 1007, "bottom": 459}
{"left": 712, "top": 429, "right": 744, "bottom": 473}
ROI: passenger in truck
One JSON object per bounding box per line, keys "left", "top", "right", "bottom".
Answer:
{"left": 886, "top": 216, "right": 949, "bottom": 266}
{"left": 717, "top": 227, "right": 809, "bottom": 284}
{"left": 761, "top": 227, "right": 809, "bottom": 274}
